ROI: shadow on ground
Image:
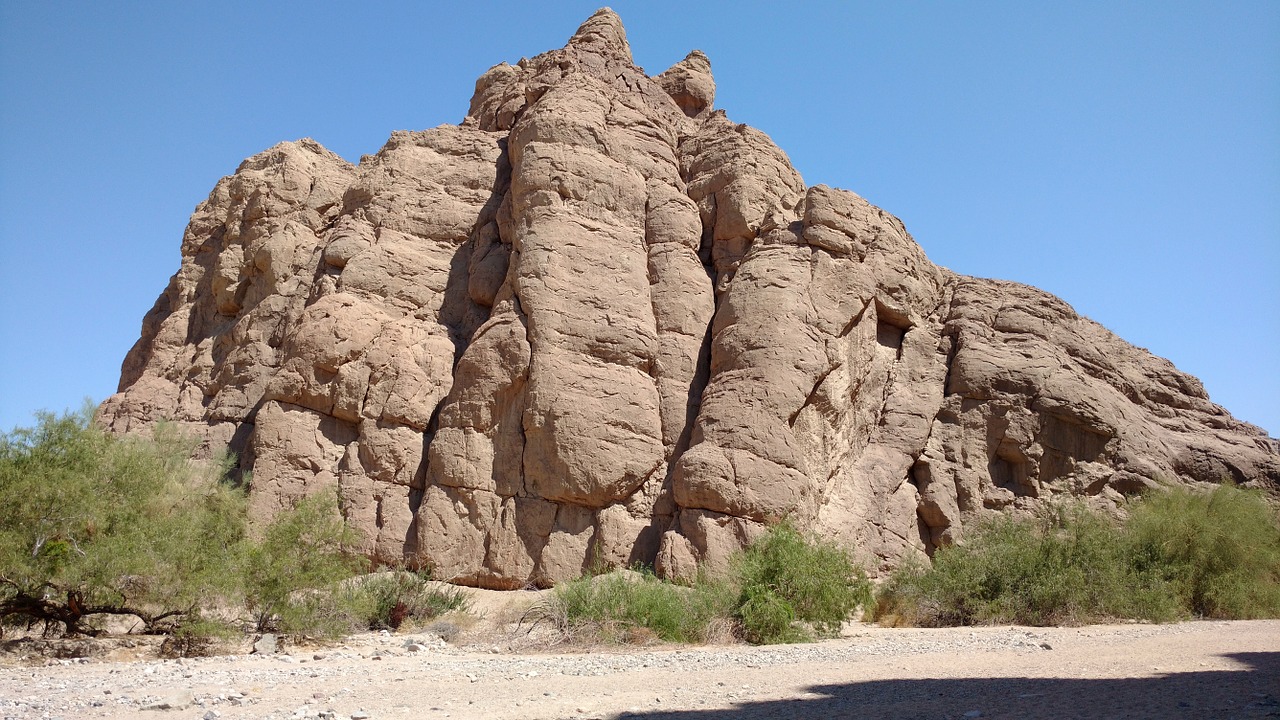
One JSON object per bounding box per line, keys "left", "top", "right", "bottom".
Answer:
{"left": 618, "top": 652, "right": 1280, "bottom": 720}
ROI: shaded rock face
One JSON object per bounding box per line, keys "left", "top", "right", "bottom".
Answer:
{"left": 101, "top": 9, "right": 1280, "bottom": 585}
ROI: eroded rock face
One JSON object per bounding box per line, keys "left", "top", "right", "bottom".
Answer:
{"left": 102, "top": 8, "right": 1280, "bottom": 584}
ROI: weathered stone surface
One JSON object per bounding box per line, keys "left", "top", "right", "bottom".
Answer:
{"left": 104, "top": 8, "right": 1279, "bottom": 585}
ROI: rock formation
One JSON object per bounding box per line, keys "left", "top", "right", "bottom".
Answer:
{"left": 101, "top": 9, "right": 1280, "bottom": 587}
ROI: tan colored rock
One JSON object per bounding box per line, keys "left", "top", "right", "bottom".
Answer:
{"left": 104, "top": 8, "right": 1279, "bottom": 586}
{"left": 98, "top": 138, "right": 356, "bottom": 468}
{"left": 657, "top": 50, "right": 715, "bottom": 118}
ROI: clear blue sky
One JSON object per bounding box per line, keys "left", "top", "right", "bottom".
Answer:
{"left": 2, "top": 1, "right": 1277, "bottom": 436}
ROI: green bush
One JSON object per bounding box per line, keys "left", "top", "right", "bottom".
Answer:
{"left": 241, "top": 492, "right": 367, "bottom": 637}
{"left": 0, "top": 408, "right": 477, "bottom": 643}
{"left": 874, "top": 504, "right": 1177, "bottom": 627}
{"left": 875, "top": 486, "right": 1280, "bottom": 627}
{"left": 544, "top": 567, "right": 736, "bottom": 644}
{"left": 734, "top": 521, "right": 873, "bottom": 643}
{"left": 161, "top": 611, "right": 240, "bottom": 658}
{"left": 0, "top": 409, "right": 246, "bottom": 636}
{"left": 1126, "top": 485, "right": 1280, "bottom": 619}
{"left": 346, "top": 569, "right": 471, "bottom": 631}
{"left": 542, "top": 523, "right": 872, "bottom": 646}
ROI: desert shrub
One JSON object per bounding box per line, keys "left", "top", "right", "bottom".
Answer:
{"left": 160, "top": 612, "right": 239, "bottom": 657}
{"left": 0, "top": 409, "right": 246, "bottom": 636}
{"left": 427, "top": 618, "right": 471, "bottom": 642}
{"left": 0, "top": 407, "right": 480, "bottom": 644}
{"left": 733, "top": 521, "right": 873, "bottom": 643}
{"left": 541, "top": 567, "right": 736, "bottom": 644}
{"left": 874, "top": 504, "right": 1177, "bottom": 627}
{"left": 346, "top": 569, "right": 471, "bottom": 631}
{"left": 875, "top": 487, "right": 1280, "bottom": 627}
{"left": 1125, "top": 484, "right": 1280, "bottom": 619}
{"left": 540, "top": 523, "right": 872, "bottom": 646}
{"left": 241, "top": 492, "right": 367, "bottom": 637}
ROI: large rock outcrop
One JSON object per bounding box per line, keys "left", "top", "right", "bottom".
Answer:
{"left": 101, "top": 9, "right": 1280, "bottom": 586}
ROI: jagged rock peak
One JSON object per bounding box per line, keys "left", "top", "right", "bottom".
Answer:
{"left": 658, "top": 50, "right": 715, "bottom": 118}
{"left": 569, "top": 7, "right": 632, "bottom": 62}
{"left": 680, "top": 49, "right": 711, "bottom": 72}
{"left": 226, "top": 139, "right": 352, "bottom": 186}
{"left": 466, "top": 8, "right": 675, "bottom": 132}
{"left": 103, "top": 9, "right": 1280, "bottom": 590}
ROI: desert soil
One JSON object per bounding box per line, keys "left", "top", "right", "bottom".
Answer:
{"left": 2, "top": 592, "right": 1277, "bottom": 720}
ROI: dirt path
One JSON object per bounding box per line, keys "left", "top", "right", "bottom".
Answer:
{"left": 3, "top": 620, "right": 1277, "bottom": 720}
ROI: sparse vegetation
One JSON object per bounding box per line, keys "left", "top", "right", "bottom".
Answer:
{"left": 0, "top": 408, "right": 246, "bottom": 636}
{"left": 873, "top": 504, "right": 1176, "bottom": 626}
{"left": 874, "top": 485, "right": 1280, "bottom": 627}
{"left": 539, "top": 522, "right": 873, "bottom": 646}
{"left": 6, "top": 408, "right": 1277, "bottom": 652}
{"left": 346, "top": 569, "right": 471, "bottom": 631}
{"left": 536, "top": 567, "right": 736, "bottom": 644}
{"left": 0, "top": 409, "right": 464, "bottom": 644}
{"left": 241, "top": 492, "right": 366, "bottom": 637}
{"left": 733, "top": 520, "right": 873, "bottom": 643}
{"left": 1125, "top": 484, "right": 1280, "bottom": 618}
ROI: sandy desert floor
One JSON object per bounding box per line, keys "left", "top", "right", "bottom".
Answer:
{"left": 2, "top": 600, "right": 1277, "bottom": 720}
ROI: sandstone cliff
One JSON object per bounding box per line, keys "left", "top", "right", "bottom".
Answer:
{"left": 101, "top": 9, "right": 1280, "bottom": 587}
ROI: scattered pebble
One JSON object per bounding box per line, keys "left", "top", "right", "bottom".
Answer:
{"left": 0, "top": 622, "right": 1273, "bottom": 720}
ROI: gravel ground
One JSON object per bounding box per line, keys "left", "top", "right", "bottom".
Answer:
{"left": 2, "top": 620, "right": 1277, "bottom": 720}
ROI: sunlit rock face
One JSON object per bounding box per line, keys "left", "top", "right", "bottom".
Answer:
{"left": 102, "top": 8, "right": 1279, "bottom": 586}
